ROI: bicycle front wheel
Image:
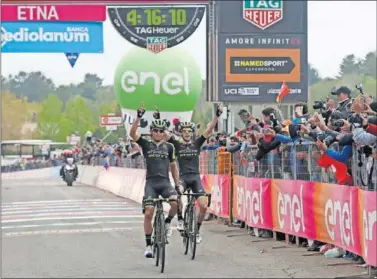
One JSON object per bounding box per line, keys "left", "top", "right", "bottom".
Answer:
{"left": 189, "top": 206, "right": 197, "bottom": 260}
{"left": 183, "top": 204, "right": 190, "bottom": 255}
{"left": 158, "top": 212, "right": 166, "bottom": 273}
{"left": 153, "top": 214, "right": 160, "bottom": 267}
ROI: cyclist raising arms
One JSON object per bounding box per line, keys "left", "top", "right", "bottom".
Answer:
{"left": 165, "top": 105, "right": 222, "bottom": 244}
{"left": 130, "top": 106, "right": 180, "bottom": 258}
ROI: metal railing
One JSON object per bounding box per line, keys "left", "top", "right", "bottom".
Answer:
{"left": 84, "top": 142, "right": 376, "bottom": 191}
{"left": 1, "top": 159, "right": 64, "bottom": 173}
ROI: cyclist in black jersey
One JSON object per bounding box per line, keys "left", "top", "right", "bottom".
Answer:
{"left": 165, "top": 105, "right": 222, "bottom": 244}
{"left": 130, "top": 107, "right": 180, "bottom": 259}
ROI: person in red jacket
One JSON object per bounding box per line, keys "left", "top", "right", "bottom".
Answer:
{"left": 366, "top": 123, "right": 377, "bottom": 136}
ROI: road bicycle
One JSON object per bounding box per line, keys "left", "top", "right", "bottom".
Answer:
{"left": 179, "top": 189, "right": 211, "bottom": 260}
{"left": 144, "top": 197, "right": 174, "bottom": 274}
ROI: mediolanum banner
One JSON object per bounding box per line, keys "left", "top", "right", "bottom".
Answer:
{"left": 213, "top": 0, "right": 308, "bottom": 103}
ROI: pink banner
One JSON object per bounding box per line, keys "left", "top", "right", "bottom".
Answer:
{"left": 233, "top": 176, "right": 273, "bottom": 230}
{"left": 271, "top": 180, "right": 316, "bottom": 240}
{"left": 358, "top": 189, "right": 377, "bottom": 267}
{"left": 202, "top": 174, "right": 230, "bottom": 218}
{"left": 3, "top": 0, "right": 208, "bottom": 3}
{"left": 314, "top": 183, "right": 362, "bottom": 256}
{"left": 2, "top": 5, "right": 106, "bottom": 21}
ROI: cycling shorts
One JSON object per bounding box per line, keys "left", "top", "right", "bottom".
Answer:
{"left": 180, "top": 174, "right": 205, "bottom": 198}
{"left": 144, "top": 178, "right": 177, "bottom": 207}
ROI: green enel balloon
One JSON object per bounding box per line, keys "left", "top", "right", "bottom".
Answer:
{"left": 114, "top": 47, "right": 202, "bottom": 111}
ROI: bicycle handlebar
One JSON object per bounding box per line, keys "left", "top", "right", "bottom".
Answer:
{"left": 144, "top": 197, "right": 176, "bottom": 203}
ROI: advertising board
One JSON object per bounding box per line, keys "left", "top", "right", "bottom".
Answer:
{"left": 217, "top": 33, "right": 307, "bottom": 102}
{"left": 213, "top": 0, "right": 308, "bottom": 103}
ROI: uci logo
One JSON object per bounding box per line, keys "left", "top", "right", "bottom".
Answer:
{"left": 224, "top": 88, "right": 238, "bottom": 95}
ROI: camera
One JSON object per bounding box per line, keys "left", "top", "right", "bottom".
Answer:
{"left": 332, "top": 119, "right": 345, "bottom": 128}
{"left": 317, "top": 132, "right": 325, "bottom": 142}
{"left": 313, "top": 100, "right": 326, "bottom": 111}
{"left": 355, "top": 83, "right": 364, "bottom": 95}
{"left": 269, "top": 112, "right": 280, "bottom": 126}
{"left": 348, "top": 114, "right": 363, "bottom": 128}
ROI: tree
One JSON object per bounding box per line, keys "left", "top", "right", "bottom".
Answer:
{"left": 1, "top": 92, "right": 41, "bottom": 140}
{"left": 37, "top": 94, "right": 63, "bottom": 140}
{"left": 4, "top": 71, "right": 55, "bottom": 102}
{"left": 360, "top": 51, "right": 377, "bottom": 77}
{"left": 338, "top": 54, "right": 362, "bottom": 77}
{"left": 57, "top": 96, "right": 96, "bottom": 141}
{"left": 77, "top": 73, "right": 103, "bottom": 100}
{"left": 308, "top": 64, "right": 322, "bottom": 85}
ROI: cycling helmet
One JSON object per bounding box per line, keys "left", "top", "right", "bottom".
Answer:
{"left": 150, "top": 119, "right": 167, "bottom": 130}
{"left": 179, "top": 121, "right": 195, "bottom": 131}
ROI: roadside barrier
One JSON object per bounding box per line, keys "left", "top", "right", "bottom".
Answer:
{"left": 78, "top": 149, "right": 376, "bottom": 269}
{"left": 1, "top": 167, "right": 60, "bottom": 180}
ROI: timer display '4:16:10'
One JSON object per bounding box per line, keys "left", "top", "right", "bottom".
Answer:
{"left": 126, "top": 8, "right": 187, "bottom": 26}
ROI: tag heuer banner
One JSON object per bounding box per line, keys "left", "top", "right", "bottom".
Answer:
{"left": 212, "top": 0, "right": 308, "bottom": 103}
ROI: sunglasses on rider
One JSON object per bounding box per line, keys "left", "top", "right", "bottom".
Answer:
{"left": 152, "top": 129, "right": 165, "bottom": 134}
{"left": 181, "top": 129, "right": 193, "bottom": 134}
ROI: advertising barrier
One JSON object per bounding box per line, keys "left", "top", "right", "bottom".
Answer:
{"left": 202, "top": 174, "right": 230, "bottom": 219}
{"left": 233, "top": 176, "right": 273, "bottom": 230}
{"left": 231, "top": 176, "right": 376, "bottom": 267}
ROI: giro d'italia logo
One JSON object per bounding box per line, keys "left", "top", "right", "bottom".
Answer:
{"left": 243, "top": 0, "right": 283, "bottom": 30}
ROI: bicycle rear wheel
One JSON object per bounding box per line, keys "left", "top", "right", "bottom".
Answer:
{"left": 189, "top": 206, "right": 197, "bottom": 260}
{"left": 158, "top": 212, "right": 166, "bottom": 273}
{"left": 183, "top": 204, "right": 190, "bottom": 255}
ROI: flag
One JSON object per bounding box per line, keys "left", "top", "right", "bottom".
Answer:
{"left": 317, "top": 153, "right": 353, "bottom": 185}
{"left": 276, "top": 81, "right": 290, "bottom": 103}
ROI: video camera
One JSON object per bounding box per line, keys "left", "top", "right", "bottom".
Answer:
{"left": 313, "top": 100, "right": 327, "bottom": 111}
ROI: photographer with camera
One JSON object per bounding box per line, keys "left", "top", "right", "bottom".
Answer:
{"left": 331, "top": 86, "right": 353, "bottom": 119}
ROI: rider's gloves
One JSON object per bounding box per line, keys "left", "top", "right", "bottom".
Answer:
{"left": 137, "top": 107, "right": 146, "bottom": 118}
{"left": 153, "top": 111, "right": 160, "bottom": 119}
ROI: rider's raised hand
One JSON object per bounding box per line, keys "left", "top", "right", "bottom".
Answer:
{"left": 137, "top": 107, "right": 146, "bottom": 118}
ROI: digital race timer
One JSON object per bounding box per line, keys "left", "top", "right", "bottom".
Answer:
{"left": 108, "top": 6, "right": 205, "bottom": 53}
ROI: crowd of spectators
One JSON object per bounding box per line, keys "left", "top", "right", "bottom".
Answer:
{"left": 197, "top": 85, "right": 377, "bottom": 267}
{"left": 1, "top": 157, "right": 64, "bottom": 173}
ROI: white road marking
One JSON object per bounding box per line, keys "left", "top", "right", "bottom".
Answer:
{"left": 2, "top": 207, "right": 140, "bottom": 215}
{"left": 1, "top": 200, "right": 128, "bottom": 207}
{"left": 2, "top": 220, "right": 144, "bottom": 229}
{"left": 2, "top": 215, "right": 143, "bottom": 223}
{"left": 2, "top": 227, "right": 142, "bottom": 237}
{"left": 1, "top": 203, "right": 131, "bottom": 211}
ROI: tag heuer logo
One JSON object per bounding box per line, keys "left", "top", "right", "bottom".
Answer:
{"left": 243, "top": 0, "right": 283, "bottom": 30}
{"left": 146, "top": 37, "right": 167, "bottom": 54}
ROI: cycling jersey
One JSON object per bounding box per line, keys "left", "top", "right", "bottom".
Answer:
{"left": 136, "top": 137, "right": 176, "bottom": 180}
{"left": 168, "top": 135, "right": 206, "bottom": 175}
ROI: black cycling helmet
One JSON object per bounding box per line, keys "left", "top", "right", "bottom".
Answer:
{"left": 179, "top": 121, "right": 195, "bottom": 131}
{"left": 150, "top": 119, "right": 167, "bottom": 130}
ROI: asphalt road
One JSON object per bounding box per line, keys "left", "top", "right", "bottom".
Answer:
{"left": 1, "top": 177, "right": 366, "bottom": 278}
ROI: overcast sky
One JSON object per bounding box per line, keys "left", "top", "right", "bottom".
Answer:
{"left": 1, "top": 1, "right": 376, "bottom": 86}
